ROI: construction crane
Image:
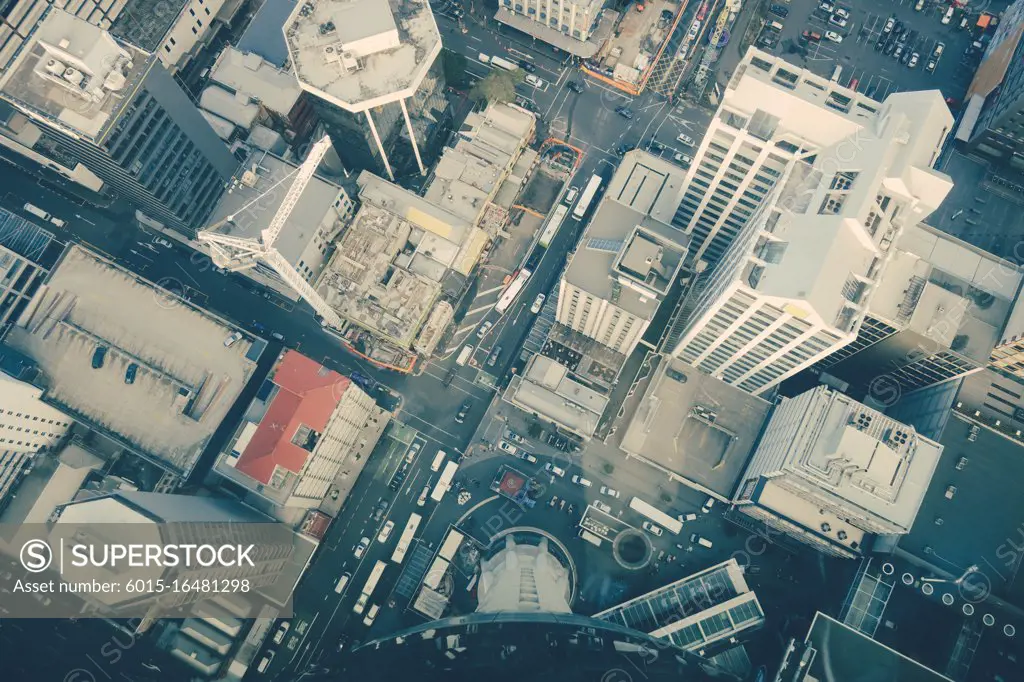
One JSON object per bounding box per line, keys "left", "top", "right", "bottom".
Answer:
{"left": 197, "top": 135, "right": 344, "bottom": 328}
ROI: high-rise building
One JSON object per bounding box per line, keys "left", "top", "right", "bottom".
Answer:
{"left": 284, "top": 0, "right": 446, "bottom": 179}
{"left": 818, "top": 222, "right": 1023, "bottom": 397}
{"left": 0, "top": 373, "right": 73, "bottom": 453}
{"left": 672, "top": 49, "right": 926, "bottom": 266}
{"left": 954, "top": 0, "right": 1024, "bottom": 171}
{"left": 734, "top": 385, "right": 943, "bottom": 559}
{"left": 0, "top": 8, "right": 240, "bottom": 232}
{"left": 555, "top": 150, "right": 689, "bottom": 356}
{"left": 477, "top": 534, "right": 572, "bottom": 614}
{"left": 671, "top": 64, "right": 953, "bottom": 396}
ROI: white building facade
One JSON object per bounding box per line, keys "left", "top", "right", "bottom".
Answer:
{"left": 735, "top": 386, "right": 943, "bottom": 558}
{"left": 672, "top": 56, "right": 954, "bottom": 396}
{"left": 0, "top": 373, "right": 73, "bottom": 453}
{"left": 498, "top": 0, "right": 604, "bottom": 42}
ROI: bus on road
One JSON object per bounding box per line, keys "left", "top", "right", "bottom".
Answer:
{"left": 430, "top": 460, "right": 459, "bottom": 502}
{"left": 391, "top": 513, "right": 423, "bottom": 564}
{"left": 572, "top": 174, "right": 602, "bottom": 220}
{"left": 629, "top": 497, "right": 683, "bottom": 535}
{"left": 352, "top": 560, "right": 387, "bottom": 614}
{"left": 495, "top": 268, "right": 531, "bottom": 314}
{"left": 538, "top": 205, "right": 568, "bottom": 249}
{"left": 490, "top": 56, "right": 518, "bottom": 72}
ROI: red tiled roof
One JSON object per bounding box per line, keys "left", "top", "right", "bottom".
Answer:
{"left": 234, "top": 350, "right": 351, "bottom": 486}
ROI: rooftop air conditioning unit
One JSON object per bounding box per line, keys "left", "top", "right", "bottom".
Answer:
{"left": 63, "top": 67, "right": 84, "bottom": 86}
{"left": 323, "top": 45, "right": 341, "bottom": 63}
{"left": 44, "top": 59, "right": 66, "bottom": 77}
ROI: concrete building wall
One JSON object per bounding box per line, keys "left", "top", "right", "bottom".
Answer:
{"left": 500, "top": 0, "right": 603, "bottom": 41}
{"left": 0, "top": 373, "right": 73, "bottom": 453}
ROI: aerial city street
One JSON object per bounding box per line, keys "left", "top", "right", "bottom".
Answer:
{"left": 1, "top": 0, "right": 1024, "bottom": 681}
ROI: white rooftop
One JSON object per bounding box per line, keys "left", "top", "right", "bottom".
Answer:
{"left": 506, "top": 355, "right": 608, "bottom": 437}
{"left": 0, "top": 9, "right": 149, "bottom": 140}
{"left": 4, "top": 246, "right": 259, "bottom": 476}
{"left": 284, "top": 0, "right": 441, "bottom": 111}
{"left": 209, "top": 47, "right": 302, "bottom": 116}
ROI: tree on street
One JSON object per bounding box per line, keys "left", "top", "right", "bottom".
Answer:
{"left": 470, "top": 68, "right": 524, "bottom": 105}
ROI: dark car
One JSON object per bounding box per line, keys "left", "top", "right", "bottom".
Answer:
{"left": 900, "top": 46, "right": 913, "bottom": 65}
{"left": 885, "top": 40, "right": 897, "bottom": 56}
{"left": 350, "top": 370, "right": 374, "bottom": 391}
{"left": 615, "top": 143, "right": 631, "bottom": 156}
{"left": 487, "top": 346, "right": 502, "bottom": 367}
{"left": 442, "top": 366, "right": 456, "bottom": 387}
{"left": 125, "top": 363, "right": 138, "bottom": 385}
{"left": 648, "top": 139, "right": 666, "bottom": 153}
{"left": 566, "top": 80, "right": 583, "bottom": 94}
{"left": 373, "top": 498, "right": 389, "bottom": 521}
{"left": 455, "top": 401, "right": 471, "bottom": 424}
{"left": 91, "top": 346, "right": 107, "bottom": 369}
{"left": 518, "top": 60, "right": 537, "bottom": 73}
{"left": 769, "top": 4, "right": 788, "bottom": 17}
{"left": 615, "top": 105, "right": 634, "bottom": 119}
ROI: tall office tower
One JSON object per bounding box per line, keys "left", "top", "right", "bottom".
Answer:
{"left": 0, "top": 8, "right": 239, "bottom": 232}
{"left": 284, "top": 0, "right": 446, "bottom": 180}
{"left": 477, "top": 535, "right": 572, "bottom": 614}
{"left": 954, "top": 0, "right": 1024, "bottom": 171}
{"left": 671, "top": 70, "right": 953, "bottom": 396}
{"left": 734, "top": 386, "right": 943, "bottom": 559}
{"left": 673, "top": 49, "right": 921, "bottom": 266}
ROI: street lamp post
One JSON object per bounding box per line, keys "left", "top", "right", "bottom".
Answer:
{"left": 921, "top": 564, "right": 979, "bottom": 586}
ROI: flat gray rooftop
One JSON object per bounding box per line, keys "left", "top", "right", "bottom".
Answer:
{"left": 621, "top": 357, "right": 771, "bottom": 498}
{"left": 3, "top": 246, "right": 259, "bottom": 476}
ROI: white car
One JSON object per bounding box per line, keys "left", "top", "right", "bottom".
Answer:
{"left": 476, "top": 320, "right": 493, "bottom": 338}
{"left": 417, "top": 485, "right": 430, "bottom": 507}
{"left": 833, "top": 7, "right": 849, "bottom": 19}
{"left": 223, "top": 331, "right": 243, "bottom": 347}
{"left": 908, "top": 53, "right": 919, "bottom": 68}
{"left": 377, "top": 520, "right": 395, "bottom": 543}
{"left": 828, "top": 14, "right": 847, "bottom": 28}
{"left": 153, "top": 237, "right": 173, "bottom": 248}
{"left": 673, "top": 152, "right": 692, "bottom": 165}
{"left": 257, "top": 651, "right": 275, "bottom": 673}
{"left": 565, "top": 186, "right": 579, "bottom": 204}
{"left": 272, "top": 621, "right": 290, "bottom": 644}
{"left": 524, "top": 73, "right": 545, "bottom": 88}
{"left": 600, "top": 486, "right": 621, "bottom": 498}
{"left": 593, "top": 501, "right": 612, "bottom": 514}
{"left": 941, "top": 6, "right": 954, "bottom": 24}
{"left": 676, "top": 133, "right": 695, "bottom": 147}
{"left": 642, "top": 521, "right": 663, "bottom": 537}
{"left": 571, "top": 475, "right": 592, "bottom": 488}
{"left": 824, "top": 31, "right": 842, "bottom": 44}
{"left": 362, "top": 603, "right": 380, "bottom": 627}
{"left": 701, "top": 496, "right": 715, "bottom": 514}
{"left": 544, "top": 462, "right": 566, "bottom": 477}
{"left": 818, "top": 1, "right": 834, "bottom": 12}
{"left": 677, "top": 512, "right": 698, "bottom": 524}
{"left": 498, "top": 440, "right": 519, "bottom": 455}
{"left": 354, "top": 536, "right": 370, "bottom": 559}
{"left": 883, "top": 17, "right": 895, "bottom": 33}
{"left": 531, "top": 293, "right": 546, "bottom": 314}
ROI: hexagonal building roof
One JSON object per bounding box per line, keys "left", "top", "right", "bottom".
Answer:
{"left": 283, "top": 0, "right": 441, "bottom": 112}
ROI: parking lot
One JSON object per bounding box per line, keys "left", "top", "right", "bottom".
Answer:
{"left": 758, "top": 0, "right": 995, "bottom": 103}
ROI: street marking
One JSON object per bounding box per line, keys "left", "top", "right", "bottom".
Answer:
{"left": 477, "top": 283, "right": 506, "bottom": 297}
{"left": 465, "top": 302, "right": 496, "bottom": 316}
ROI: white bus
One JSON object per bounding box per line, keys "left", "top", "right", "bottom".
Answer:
{"left": 430, "top": 461, "right": 459, "bottom": 502}
{"left": 352, "top": 560, "right": 387, "bottom": 614}
{"left": 391, "top": 513, "right": 423, "bottom": 564}
{"left": 439, "top": 529, "right": 465, "bottom": 561}
{"left": 830, "top": 65, "right": 842, "bottom": 82}
{"left": 572, "top": 174, "right": 602, "bottom": 219}
{"left": 539, "top": 205, "right": 568, "bottom": 249}
{"left": 490, "top": 55, "right": 518, "bottom": 72}
{"left": 456, "top": 344, "right": 474, "bottom": 366}
{"left": 495, "top": 268, "right": 531, "bottom": 314}
{"left": 629, "top": 497, "right": 683, "bottom": 535}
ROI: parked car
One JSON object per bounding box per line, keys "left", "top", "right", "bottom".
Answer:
{"left": 677, "top": 512, "right": 698, "bottom": 523}
{"left": 524, "top": 74, "right": 545, "bottom": 88}
{"left": 486, "top": 346, "right": 501, "bottom": 367}
{"left": 498, "top": 440, "right": 519, "bottom": 455}
{"left": 273, "top": 621, "right": 290, "bottom": 644}
{"left": 648, "top": 139, "right": 666, "bottom": 153}
{"left": 531, "top": 294, "right": 546, "bottom": 314}
{"left": 593, "top": 501, "right": 613, "bottom": 514}
{"left": 507, "top": 430, "right": 526, "bottom": 444}
{"left": 690, "top": 533, "right": 713, "bottom": 549}
{"left": 353, "top": 536, "right": 370, "bottom": 559}
{"left": 702, "top": 496, "right": 715, "bottom": 514}
{"left": 908, "top": 52, "right": 919, "bottom": 68}
{"left": 883, "top": 17, "right": 895, "bottom": 33}
{"left": 544, "top": 462, "right": 566, "bottom": 477}
{"left": 824, "top": 31, "right": 842, "bottom": 43}
{"left": 933, "top": 42, "right": 945, "bottom": 58}
{"left": 828, "top": 15, "right": 847, "bottom": 28}
{"left": 571, "top": 475, "right": 593, "bottom": 488}
{"left": 833, "top": 7, "right": 849, "bottom": 19}
{"left": 893, "top": 44, "right": 904, "bottom": 61}
{"left": 257, "top": 651, "right": 275, "bottom": 673}
{"left": 518, "top": 59, "right": 537, "bottom": 73}
{"left": 363, "top": 603, "right": 380, "bottom": 627}
{"left": 615, "top": 106, "right": 634, "bottom": 119}
{"left": 769, "top": 4, "right": 788, "bottom": 17}
{"left": 377, "top": 520, "right": 395, "bottom": 543}
{"left": 642, "top": 521, "right": 663, "bottom": 537}
{"left": 125, "top": 363, "right": 138, "bottom": 385}
{"left": 802, "top": 30, "right": 822, "bottom": 42}
{"left": 818, "top": 1, "right": 834, "bottom": 13}
{"left": 476, "top": 320, "right": 493, "bottom": 338}
{"left": 676, "top": 133, "right": 695, "bottom": 146}
{"left": 91, "top": 346, "right": 107, "bottom": 369}
{"left": 941, "top": 6, "right": 954, "bottom": 24}
{"left": 900, "top": 47, "right": 913, "bottom": 65}
{"left": 600, "top": 486, "right": 621, "bottom": 498}
{"left": 885, "top": 40, "right": 897, "bottom": 56}
{"left": 516, "top": 452, "right": 538, "bottom": 463}
{"left": 673, "top": 152, "right": 692, "bottom": 166}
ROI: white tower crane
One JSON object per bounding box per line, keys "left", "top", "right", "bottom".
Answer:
{"left": 197, "top": 135, "right": 344, "bottom": 328}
